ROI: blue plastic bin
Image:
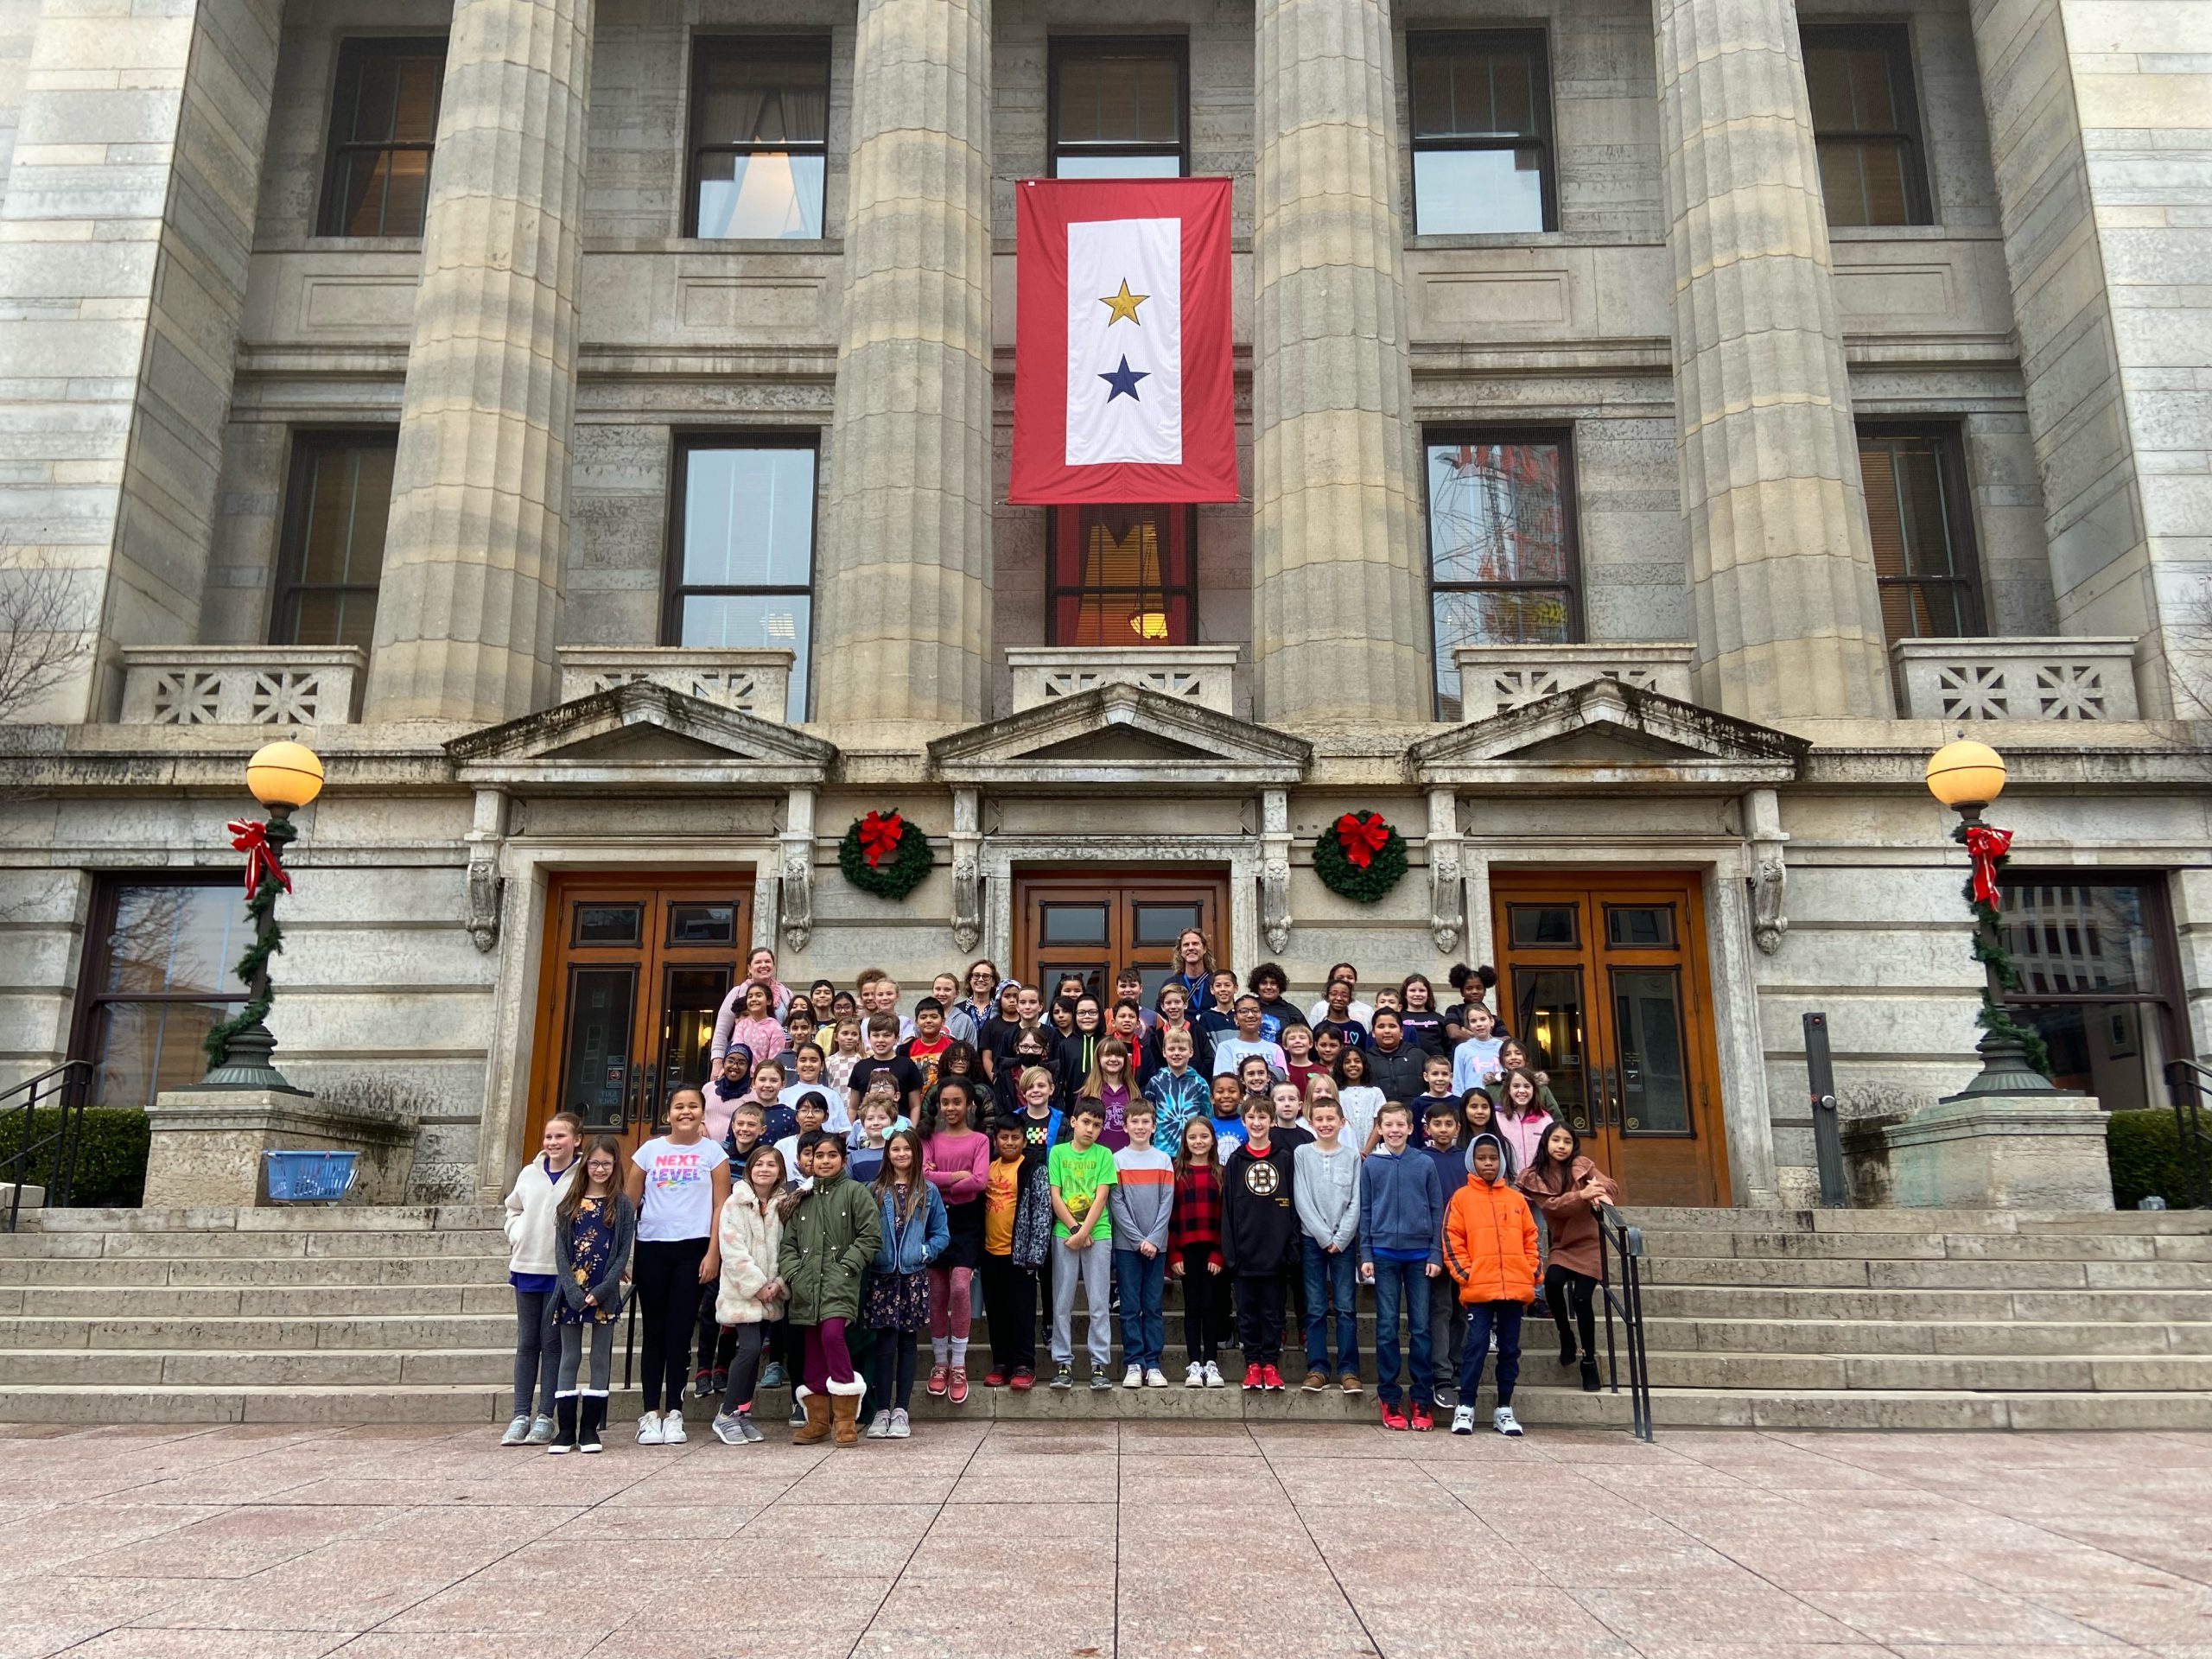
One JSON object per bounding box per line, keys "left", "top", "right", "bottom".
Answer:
{"left": 264, "top": 1149, "right": 359, "bottom": 1203}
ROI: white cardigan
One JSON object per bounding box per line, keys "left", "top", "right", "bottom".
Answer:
{"left": 502, "top": 1155, "right": 580, "bottom": 1276}
{"left": 715, "top": 1189, "right": 787, "bottom": 1325}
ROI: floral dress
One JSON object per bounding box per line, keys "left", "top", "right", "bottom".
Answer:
{"left": 556, "top": 1197, "right": 618, "bottom": 1326}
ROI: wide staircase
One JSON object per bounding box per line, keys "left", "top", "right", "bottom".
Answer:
{"left": 0, "top": 1203, "right": 2206, "bottom": 1430}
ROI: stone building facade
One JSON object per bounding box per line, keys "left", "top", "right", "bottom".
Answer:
{"left": 0, "top": 0, "right": 2205, "bottom": 1211}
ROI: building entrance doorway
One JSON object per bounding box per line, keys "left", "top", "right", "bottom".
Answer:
{"left": 528, "top": 876, "right": 753, "bottom": 1158}
{"left": 1491, "top": 870, "right": 1730, "bottom": 1206}
{"left": 1014, "top": 869, "right": 1231, "bottom": 1004}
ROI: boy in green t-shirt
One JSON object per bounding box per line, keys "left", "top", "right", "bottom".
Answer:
{"left": 1047, "top": 1098, "right": 1117, "bottom": 1389}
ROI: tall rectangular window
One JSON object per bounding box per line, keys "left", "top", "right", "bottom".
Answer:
{"left": 1046, "top": 505, "right": 1198, "bottom": 645}
{"left": 665, "top": 440, "right": 817, "bottom": 721}
{"left": 271, "top": 432, "right": 396, "bottom": 650}
{"left": 1425, "top": 433, "right": 1580, "bottom": 719}
{"left": 1408, "top": 32, "right": 1554, "bottom": 235}
{"left": 70, "top": 879, "right": 251, "bottom": 1111}
{"left": 689, "top": 38, "right": 830, "bottom": 238}
{"left": 319, "top": 38, "right": 447, "bottom": 238}
{"left": 1050, "top": 39, "right": 1187, "bottom": 178}
{"left": 1858, "top": 425, "right": 1983, "bottom": 640}
{"left": 2000, "top": 876, "right": 2189, "bottom": 1115}
{"left": 1802, "top": 22, "right": 1931, "bottom": 226}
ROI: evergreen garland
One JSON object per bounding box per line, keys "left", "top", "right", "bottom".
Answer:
{"left": 1955, "top": 820, "right": 2053, "bottom": 1080}
{"left": 838, "top": 810, "right": 935, "bottom": 901}
{"left": 203, "top": 871, "right": 286, "bottom": 1067}
{"left": 1313, "top": 810, "right": 1409, "bottom": 904}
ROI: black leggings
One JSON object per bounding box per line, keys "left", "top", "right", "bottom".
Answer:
{"left": 875, "top": 1326, "right": 919, "bottom": 1409}
{"left": 633, "top": 1236, "right": 709, "bottom": 1413}
{"left": 1545, "top": 1264, "right": 1596, "bottom": 1358}
{"left": 1179, "top": 1249, "right": 1232, "bottom": 1365}
{"left": 720, "top": 1323, "right": 767, "bottom": 1414}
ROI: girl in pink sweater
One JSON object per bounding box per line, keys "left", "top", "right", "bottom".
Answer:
{"left": 922, "top": 1076, "right": 990, "bottom": 1403}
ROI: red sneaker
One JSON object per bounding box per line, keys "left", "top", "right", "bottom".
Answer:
{"left": 1379, "top": 1399, "right": 1409, "bottom": 1431}
{"left": 1009, "top": 1368, "right": 1034, "bottom": 1392}
{"left": 1261, "top": 1364, "right": 1286, "bottom": 1392}
{"left": 1242, "top": 1363, "right": 1263, "bottom": 1391}
{"left": 948, "top": 1368, "right": 969, "bottom": 1405}
{"left": 1409, "top": 1402, "right": 1434, "bottom": 1433}
{"left": 926, "top": 1363, "right": 950, "bottom": 1398}
{"left": 982, "top": 1370, "right": 1007, "bottom": 1389}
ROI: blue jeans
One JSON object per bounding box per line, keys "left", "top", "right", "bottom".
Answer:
{"left": 1370, "top": 1255, "right": 1433, "bottom": 1406}
{"left": 1113, "top": 1248, "right": 1166, "bottom": 1371}
{"left": 1459, "top": 1299, "right": 1524, "bottom": 1408}
{"left": 1301, "top": 1237, "right": 1360, "bottom": 1376}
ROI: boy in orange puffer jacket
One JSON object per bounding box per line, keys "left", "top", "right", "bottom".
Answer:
{"left": 1442, "top": 1132, "right": 1539, "bottom": 1438}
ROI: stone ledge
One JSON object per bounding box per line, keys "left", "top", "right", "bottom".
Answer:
{"left": 1870, "top": 1094, "right": 2115, "bottom": 1213}
{"left": 144, "top": 1088, "right": 418, "bottom": 1209}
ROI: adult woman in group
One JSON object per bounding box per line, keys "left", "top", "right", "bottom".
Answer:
{"left": 712, "top": 947, "right": 795, "bottom": 1067}
{"left": 955, "top": 959, "right": 1001, "bottom": 1042}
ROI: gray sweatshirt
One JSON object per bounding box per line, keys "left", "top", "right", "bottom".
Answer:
{"left": 1294, "top": 1141, "right": 1360, "bottom": 1252}
{"left": 1109, "top": 1146, "right": 1174, "bottom": 1252}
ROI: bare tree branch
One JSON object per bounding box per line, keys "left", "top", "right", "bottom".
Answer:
{"left": 0, "top": 547, "right": 90, "bottom": 723}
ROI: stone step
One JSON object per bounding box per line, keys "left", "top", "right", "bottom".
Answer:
{"left": 1642, "top": 1349, "right": 2212, "bottom": 1392}
{"left": 0, "top": 1378, "right": 1630, "bottom": 1427}
{"left": 0, "top": 1314, "right": 520, "bottom": 1351}
{"left": 0, "top": 1227, "right": 509, "bottom": 1261}
{"left": 1642, "top": 1313, "right": 2212, "bottom": 1357}
{"left": 0, "top": 1254, "right": 511, "bottom": 1287}
{"left": 1640, "top": 1387, "right": 2212, "bottom": 1431}
{"left": 3, "top": 1284, "right": 516, "bottom": 1319}
{"left": 26, "top": 1205, "right": 509, "bottom": 1233}
{"left": 1619, "top": 1208, "right": 2212, "bottom": 1236}
{"left": 1634, "top": 1229, "right": 2212, "bottom": 1262}
{"left": 1645, "top": 1284, "right": 2212, "bottom": 1322}
{"left": 1642, "top": 1254, "right": 2209, "bottom": 1289}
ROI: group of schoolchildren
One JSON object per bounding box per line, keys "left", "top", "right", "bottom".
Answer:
{"left": 499, "top": 938, "right": 1620, "bottom": 1455}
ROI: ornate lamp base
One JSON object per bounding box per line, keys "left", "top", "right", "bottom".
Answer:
{"left": 199, "top": 1020, "right": 306, "bottom": 1095}
{"left": 1943, "top": 1029, "right": 2062, "bottom": 1103}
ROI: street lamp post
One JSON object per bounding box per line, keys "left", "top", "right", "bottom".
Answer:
{"left": 1923, "top": 738, "right": 2056, "bottom": 1100}
{"left": 201, "top": 741, "right": 325, "bottom": 1092}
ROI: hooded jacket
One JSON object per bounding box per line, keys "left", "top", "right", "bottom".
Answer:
{"left": 1220, "top": 1137, "right": 1300, "bottom": 1275}
{"left": 502, "top": 1154, "right": 579, "bottom": 1276}
{"left": 715, "top": 1187, "right": 786, "bottom": 1325}
{"left": 1443, "top": 1167, "right": 1541, "bottom": 1306}
{"left": 1358, "top": 1143, "right": 1444, "bottom": 1268}
{"left": 777, "top": 1165, "right": 882, "bottom": 1325}
{"left": 1518, "top": 1154, "right": 1621, "bottom": 1281}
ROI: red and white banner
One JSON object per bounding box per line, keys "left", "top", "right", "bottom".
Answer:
{"left": 1008, "top": 177, "right": 1237, "bottom": 505}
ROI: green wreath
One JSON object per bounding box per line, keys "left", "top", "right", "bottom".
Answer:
{"left": 1313, "top": 810, "right": 1408, "bottom": 904}
{"left": 839, "top": 809, "right": 935, "bottom": 900}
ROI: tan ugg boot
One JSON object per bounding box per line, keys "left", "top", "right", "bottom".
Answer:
{"left": 828, "top": 1376, "right": 866, "bottom": 1446}
{"left": 791, "top": 1384, "right": 832, "bottom": 1446}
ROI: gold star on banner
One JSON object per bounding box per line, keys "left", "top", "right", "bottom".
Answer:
{"left": 1097, "top": 278, "right": 1148, "bottom": 326}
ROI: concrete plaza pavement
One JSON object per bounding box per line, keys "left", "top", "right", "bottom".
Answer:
{"left": 0, "top": 1419, "right": 2207, "bottom": 1658}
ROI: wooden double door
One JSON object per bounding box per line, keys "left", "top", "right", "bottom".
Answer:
{"left": 530, "top": 877, "right": 752, "bottom": 1155}
{"left": 1015, "top": 870, "right": 1230, "bottom": 1004}
{"left": 1491, "top": 871, "right": 1729, "bottom": 1206}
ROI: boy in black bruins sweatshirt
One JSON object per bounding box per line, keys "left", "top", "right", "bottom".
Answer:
{"left": 1222, "top": 1095, "right": 1300, "bottom": 1392}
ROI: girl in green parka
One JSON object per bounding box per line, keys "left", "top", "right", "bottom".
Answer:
{"left": 777, "top": 1128, "right": 881, "bottom": 1446}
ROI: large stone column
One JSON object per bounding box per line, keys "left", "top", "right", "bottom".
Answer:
{"left": 813, "top": 0, "right": 993, "bottom": 737}
{"left": 1656, "top": 0, "right": 1894, "bottom": 721}
{"left": 0, "top": 0, "right": 281, "bottom": 725}
{"left": 362, "top": 0, "right": 593, "bottom": 728}
{"left": 1250, "top": 0, "right": 1431, "bottom": 726}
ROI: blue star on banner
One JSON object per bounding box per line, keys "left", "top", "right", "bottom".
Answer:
{"left": 1098, "top": 355, "right": 1149, "bottom": 403}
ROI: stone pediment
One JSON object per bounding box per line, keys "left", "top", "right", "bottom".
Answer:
{"left": 448, "top": 681, "right": 836, "bottom": 789}
{"left": 1409, "top": 677, "right": 1806, "bottom": 790}
{"left": 928, "top": 682, "right": 1311, "bottom": 788}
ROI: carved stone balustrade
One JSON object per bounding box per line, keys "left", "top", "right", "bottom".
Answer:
{"left": 1006, "top": 646, "right": 1240, "bottom": 716}
{"left": 1890, "top": 639, "right": 2141, "bottom": 721}
{"left": 118, "top": 647, "right": 365, "bottom": 727}
{"left": 1449, "top": 644, "right": 1697, "bottom": 723}
{"left": 556, "top": 648, "right": 794, "bottom": 721}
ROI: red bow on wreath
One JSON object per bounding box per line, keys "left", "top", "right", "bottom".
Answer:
{"left": 1963, "top": 823, "right": 2012, "bottom": 908}
{"left": 1335, "top": 812, "right": 1391, "bottom": 869}
{"left": 227, "top": 820, "right": 292, "bottom": 898}
{"left": 858, "top": 810, "right": 906, "bottom": 869}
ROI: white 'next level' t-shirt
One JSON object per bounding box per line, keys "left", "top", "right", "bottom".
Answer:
{"left": 632, "top": 1135, "right": 728, "bottom": 1242}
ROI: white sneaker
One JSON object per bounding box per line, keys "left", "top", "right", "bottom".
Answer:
{"left": 524, "top": 1414, "right": 556, "bottom": 1446}
{"left": 712, "top": 1411, "right": 747, "bottom": 1446}
{"left": 1185, "top": 1362, "right": 1205, "bottom": 1389}
{"left": 1492, "top": 1406, "right": 1523, "bottom": 1438}
{"left": 1144, "top": 1367, "right": 1170, "bottom": 1389}
{"left": 866, "top": 1410, "right": 893, "bottom": 1439}
{"left": 660, "top": 1410, "right": 687, "bottom": 1445}
{"left": 1122, "top": 1364, "right": 1143, "bottom": 1389}
{"left": 887, "top": 1408, "right": 912, "bottom": 1439}
{"left": 636, "top": 1412, "right": 665, "bottom": 1446}
{"left": 1451, "top": 1404, "right": 1475, "bottom": 1435}
{"left": 1203, "top": 1361, "right": 1225, "bottom": 1389}
{"left": 500, "top": 1414, "right": 531, "bottom": 1446}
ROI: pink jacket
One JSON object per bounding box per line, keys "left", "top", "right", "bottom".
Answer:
{"left": 1492, "top": 1107, "right": 1554, "bottom": 1176}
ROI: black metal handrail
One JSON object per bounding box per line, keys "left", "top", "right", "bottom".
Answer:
{"left": 2, "top": 1060, "right": 96, "bottom": 1232}
{"left": 2163, "top": 1058, "right": 2212, "bottom": 1209}
{"left": 1594, "top": 1200, "right": 1654, "bottom": 1441}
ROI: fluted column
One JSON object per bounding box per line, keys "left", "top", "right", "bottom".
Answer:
{"left": 1250, "top": 0, "right": 1430, "bottom": 726}
{"left": 363, "top": 0, "right": 593, "bottom": 727}
{"left": 814, "top": 0, "right": 993, "bottom": 736}
{"left": 1656, "top": 0, "right": 1893, "bottom": 721}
